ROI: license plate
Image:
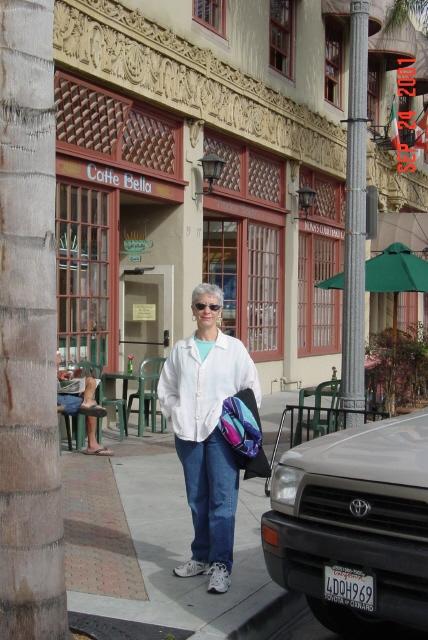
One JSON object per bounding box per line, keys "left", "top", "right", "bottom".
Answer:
{"left": 324, "top": 565, "right": 376, "bottom": 613}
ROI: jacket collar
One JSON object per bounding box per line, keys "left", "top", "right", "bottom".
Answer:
{"left": 183, "top": 329, "right": 228, "bottom": 351}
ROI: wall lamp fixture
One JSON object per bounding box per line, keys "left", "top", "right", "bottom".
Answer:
{"left": 294, "top": 185, "right": 317, "bottom": 220}
{"left": 193, "top": 153, "right": 226, "bottom": 198}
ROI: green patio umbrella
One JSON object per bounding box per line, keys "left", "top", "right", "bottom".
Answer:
{"left": 316, "top": 242, "right": 428, "bottom": 339}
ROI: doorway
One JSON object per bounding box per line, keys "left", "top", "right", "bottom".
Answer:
{"left": 119, "top": 265, "right": 174, "bottom": 374}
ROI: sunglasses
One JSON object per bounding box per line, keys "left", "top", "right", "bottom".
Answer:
{"left": 194, "top": 303, "right": 222, "bottom": 312}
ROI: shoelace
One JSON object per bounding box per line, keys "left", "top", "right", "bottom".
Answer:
{"left": 207, "top": 562, "right": 228, "bottom": 579}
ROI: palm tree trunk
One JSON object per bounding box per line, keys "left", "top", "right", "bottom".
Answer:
{"left": 0, "top": 1, "right": 68, "bottom": 637}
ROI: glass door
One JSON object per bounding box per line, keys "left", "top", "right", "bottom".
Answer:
{"left": 119, "top": 265, "right": 174, "bottom": 373}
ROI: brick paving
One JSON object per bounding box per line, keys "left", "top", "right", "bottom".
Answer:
{"left": 61, "top": 451, "right": 148, "bottom": 601}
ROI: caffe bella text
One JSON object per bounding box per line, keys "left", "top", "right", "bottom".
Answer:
{"left": 86, "top": 162, "right": 153, "bottom": 193}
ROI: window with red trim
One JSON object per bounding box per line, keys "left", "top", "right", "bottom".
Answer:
{"left": 193, "top": 0, "right": 225, "bottom": 36}
{"left": 55, "top": 71, "right": 182, "bottom": 180}
{"left": 56, "top": 182, "right": 112, "bottom": 367}
{"left": 298, "top": 234, "right": 343, "bottom": 355}
{"left": 269, "top": 0, "right": 294, "bottom": 78}
{"left": 299, "top": 167, "right": 345, "bottom": 226}
{"left": 248, "top": 223, "right": 280, "bottom": 356}
{"left": 298, "top": 169, "right": 345, "bottom": 356}
{"left": 203, "top": 132, "right": 285, "bottom": 208}
{"left": 203, "top": 132, "right": 285, "bottom": 360}
{"left": 203, "top": 220, "right": 238, "bottom": 337}
{"left": 203, "top": 218, "right": 283, "bottom": 360}
{"left": 325, "top": 22, "right": 342, "bottom": 107}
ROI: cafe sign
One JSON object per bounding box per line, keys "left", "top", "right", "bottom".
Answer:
{"left": 86, "top": 162, "right": 152, "bottom": 194}
{"left": 57, "top": 156, "right": 184, "bottom": 203}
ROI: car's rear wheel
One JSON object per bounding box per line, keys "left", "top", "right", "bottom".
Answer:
{"left": 306, "top": 596, "right": 396, "bottom": 638}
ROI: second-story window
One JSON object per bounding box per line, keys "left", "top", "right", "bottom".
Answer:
{"left": 325, "top": 23, "right": 342, "bottom": 107}
{"left": 367, "top": 59, "right": 380, "bottom": 129}
{"left": 193, "top": 0, "right": 225, "bottom": 36}
{"left": 269, "top": 0, "right": 294, "bottom": 78}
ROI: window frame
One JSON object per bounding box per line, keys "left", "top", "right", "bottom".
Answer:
{"left": 246, "top": 221, "right": 283, "bottom": 361}
{"left": 298, "top": 232, "right": 343, "bottom": 357}
{"left": 324, "top": 20, "right": 343, "bottom": 108}
{"left": 192, "top": 0, "right": 226, "bottom": 38}
{"left": 297, "top": 169, "right": 345, "bottom": 357}
{"left": 203, "top": 215, "right": 284, "bottom": 362}
{"left": 203, "top": 130, "right": 286, "bottom": 211}
{"left": 56, "top": 180, "right": 116, "bottom": 368}
{"left": 269, "top": 0, "right": 295, "bottom": 79}
{"left": 203, "top": 218, "right": 240, "bottom": 338}
{"left": 367, "top": 58, "right": 380, "bottom": 130}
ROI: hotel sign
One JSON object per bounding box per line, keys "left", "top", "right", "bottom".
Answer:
{"left": 86, "top": 162, "right": 152, "bottom": 194}
{"left": 302, "top": 220, "right": 345, "bottom": 239}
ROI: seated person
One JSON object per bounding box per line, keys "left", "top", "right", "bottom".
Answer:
{"left": 57, "top": 354, "right": 113, "bottom": 456}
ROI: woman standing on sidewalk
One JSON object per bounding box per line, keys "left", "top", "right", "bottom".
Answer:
{"left": 158, "top": 283, "right": 261, "bottom": 594}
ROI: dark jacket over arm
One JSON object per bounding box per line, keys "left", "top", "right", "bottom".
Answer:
{"left": 234, "top": 388, "right": 271, "bottom": 480}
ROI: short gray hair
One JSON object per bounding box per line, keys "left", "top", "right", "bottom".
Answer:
{"left": 191, "top": 283, "right": 224, "bottom": 306}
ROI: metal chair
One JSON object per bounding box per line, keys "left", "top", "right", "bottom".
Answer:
{"left": 74, "top": 360, "right": 128, "bottom": 441}
{"left": 293, "top": 379, "right": 341, "bottom": 446}
{"left": 98, "top": 375, "right": 127, "bottom": 441}
{"left": 57, "top": 405, "right": 72, "bottom": 453}
{"left": 71, "top": 361, "right": 104, "bottom": 449}
{"left": 127, "top": 357, "right": 167, "bottom": 436}
{"left": 307, "top": 379, "right": 341, "bottom": 438}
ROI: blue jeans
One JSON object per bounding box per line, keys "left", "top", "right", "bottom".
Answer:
{"left": 175, "top": 427, "right": 239, "bottom": 573}
{"left": 57, "top": 394, "right": 82, "bottom": 416}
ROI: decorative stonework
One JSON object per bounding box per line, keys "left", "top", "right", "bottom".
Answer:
{"left": 187, "top": 118, "right": 204, "bottom": 148}
{"left": 53, "top": 0, "right": 428, "bottom": 209}
{"left": 368, "top": 148, "right": 428, "bottom": 212}
{"left": 53, "top": 0, "right": 347, "bottom": 176}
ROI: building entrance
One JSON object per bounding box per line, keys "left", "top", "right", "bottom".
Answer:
{"left": 119, "top": 265, "right": 174, "bottom": 374}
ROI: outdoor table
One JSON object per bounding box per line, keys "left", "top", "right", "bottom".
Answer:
{"left": 101, "top": 370, "right": 158, "bottom": 430}
{"left": 102, "top": 371, "right": 139, "bottom": 402}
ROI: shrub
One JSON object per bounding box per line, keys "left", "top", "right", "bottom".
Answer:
{"left": 366, "top": 323, "right": 428, "bottom": 416}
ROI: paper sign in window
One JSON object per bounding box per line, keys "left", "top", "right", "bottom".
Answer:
{"left": 133, "top": 304, "right": 156, "bottom": 321}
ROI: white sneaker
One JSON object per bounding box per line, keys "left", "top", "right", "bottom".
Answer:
{"left": 173, "top": 559, "right": 210, "bottom": 578}
{"left": 207, "top": 562, "right": 231, "bottom": 594}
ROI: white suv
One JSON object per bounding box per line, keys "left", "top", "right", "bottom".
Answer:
{"left": 262, "top": 411, "right": 428, "bottom": 637}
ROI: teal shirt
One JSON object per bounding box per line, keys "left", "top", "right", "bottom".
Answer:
{"left": 195, "top": 338, "right": 216, "bottom": 362}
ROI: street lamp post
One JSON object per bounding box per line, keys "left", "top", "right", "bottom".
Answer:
{"left": 339, "top": 0, "right": 370, "bottom": 424}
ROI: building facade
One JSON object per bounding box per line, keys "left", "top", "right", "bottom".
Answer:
{"left": 53, "top": 0, "right": 428, "bottom": 392}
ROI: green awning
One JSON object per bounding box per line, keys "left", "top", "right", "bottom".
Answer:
{"left": 316, "top": 243, "right": 428, "bottom": 293}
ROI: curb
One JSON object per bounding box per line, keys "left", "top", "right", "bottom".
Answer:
{"left": 227, "top": 591, "right": 306, "bottom": 640}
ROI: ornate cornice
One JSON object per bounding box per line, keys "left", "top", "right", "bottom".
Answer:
{"left": 53, "top": 0, "right": 347, "bottom": 176}
{"left": 53, "top": 0, "right": 428, "bottom": 209}
{"left": 368, "top": 147, "right": 428, "bottom": 212}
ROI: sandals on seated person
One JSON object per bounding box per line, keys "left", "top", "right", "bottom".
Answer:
{"left": 79, "top": 404, "right": 107, "bottom": 418}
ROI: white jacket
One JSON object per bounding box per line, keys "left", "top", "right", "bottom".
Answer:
{"left": 157, "top": 330, "right": 261, "bottom": 442}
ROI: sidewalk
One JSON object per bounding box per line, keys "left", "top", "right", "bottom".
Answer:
{"left": 63, "top": 391, "right": 301, "bottom": 639}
